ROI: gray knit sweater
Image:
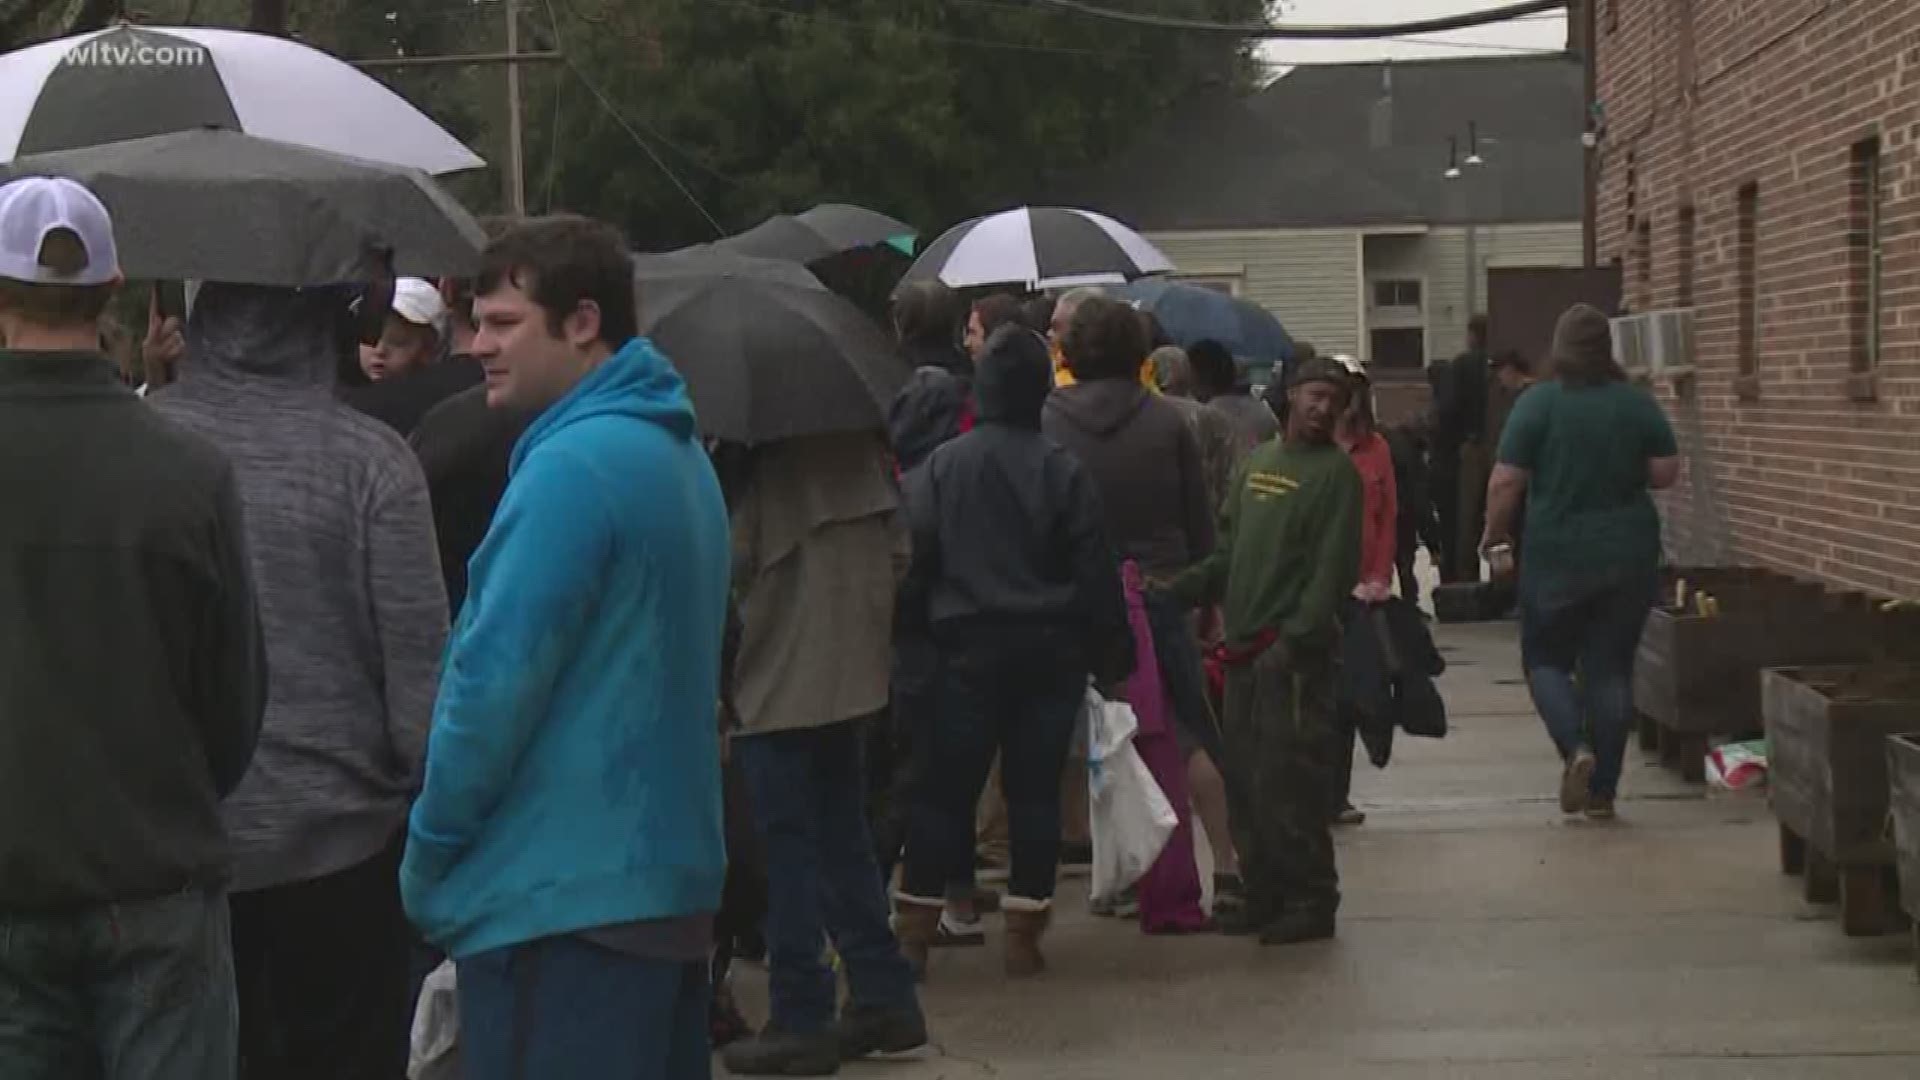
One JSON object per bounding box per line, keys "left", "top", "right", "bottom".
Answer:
{"left": 151, "top": 284, "right": 449, "bottom": 892}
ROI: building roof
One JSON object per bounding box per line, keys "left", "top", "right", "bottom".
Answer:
{"left": 1051, "top": 54, "right": 1586, "bottom": 232}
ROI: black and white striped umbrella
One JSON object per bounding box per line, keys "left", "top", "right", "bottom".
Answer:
{"left": 0, "top": 25, "right": 482, "bottom": 175}
{"left": 895, "top": 206, "right": 1173, "bottom": 294}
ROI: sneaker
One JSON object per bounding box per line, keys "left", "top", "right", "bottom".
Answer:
{"left": 722, "top": 1030, "right": 840, "bottom": 1076}
{"left": 1334, "top": 804, "right": 1367, "bottom": 826}
{"left": 1585, "top": 796, "right": 1617, "bottom": 821}
{"left": 1212, "top": 873, "right": 1248, "bottom": 920}
{"left": 931, "top": 910, "right": 985, "bottom": 949}
{"left": 835, "top": 1005, "right": 928, "bottom": 1061}
{"left": 1258, "top": 908, "right": 1336, "bottom": 946}
{"left": 1560, "top": 748, "right": 1597, "bottom": 815}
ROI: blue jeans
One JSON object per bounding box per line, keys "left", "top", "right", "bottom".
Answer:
{"left": 1520, "top": 568, "right": 1658, "bottom": 799}
{"left": 0, "top": 887, "right": 236, "bottom": 1080}
{"left": 901, "top": 636, "right": 1088, "bottom": 904}
{"left": 457, "top": 937, "right": 708, "bottom": 1080}
{"left": 735, "top": 721, "right": 920, "bottom": 1034}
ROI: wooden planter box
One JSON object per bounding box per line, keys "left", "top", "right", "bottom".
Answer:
{"left": 1767, "top": 663, "right": 1920, "bottom": 936}
{"left": 1633, "top": 568, "right": 1842, "bottom": 780}
{"left": 1888, "top": 734, "right": 1920, "bottom": 976}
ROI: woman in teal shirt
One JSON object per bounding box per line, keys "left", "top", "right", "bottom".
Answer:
{"left": 1481, "top": 305, "right": 1680, "bottom": 821}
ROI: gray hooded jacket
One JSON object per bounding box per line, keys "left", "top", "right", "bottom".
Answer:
{"left": 151, "top": 284, "right": 448, "bottom": 891}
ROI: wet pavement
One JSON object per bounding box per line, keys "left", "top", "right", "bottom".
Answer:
{"left": 729, "top": 620, "right": 1920, "bottom": 1078}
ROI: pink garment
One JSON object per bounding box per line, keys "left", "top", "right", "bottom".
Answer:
{"left": 1120, "top": 562, "right": 1210, "bottom": 933}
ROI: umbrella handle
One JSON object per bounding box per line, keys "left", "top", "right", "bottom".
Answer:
{"left": 355, "top": 246, "right": 397, "bottom": 347}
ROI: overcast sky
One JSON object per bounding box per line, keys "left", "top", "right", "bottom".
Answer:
{"left": 1256, "top": 0, "right": 1568, "bottom": 73}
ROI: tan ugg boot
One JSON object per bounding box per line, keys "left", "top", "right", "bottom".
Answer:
{"left": 1003, "top": 898, "right": 1052, "bottom": 977}
{"left": 892, "top": 894, "right": 943, "bottom": 981}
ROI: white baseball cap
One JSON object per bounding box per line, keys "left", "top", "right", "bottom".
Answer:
{"left": 1332, "top": 354, "right": 1368, "bottom": 380}
{"left": 0, "top": 177, "right": 120, "bottom": 287}
{"left": 389, "top": 277, "right": 447, "bottom": 335}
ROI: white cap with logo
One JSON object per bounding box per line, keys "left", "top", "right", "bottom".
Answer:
{"left": 389, "top": 277, "right": 448, "bottom": 335}
{"left": 0, "top": 177, "right": 120, "bottom": 287}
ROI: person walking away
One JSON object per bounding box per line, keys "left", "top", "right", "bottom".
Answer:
{"left": 346, "top": 276, "right": 485, "bottom": 437}
{"left": 1482, "top": 304, "right": 1679, "bottom": 821}
{"left": 1190, "top": 338, "right": 1278, "bottom": 450}
{"left": 1383, "top": 416, "right": 1441, "bottom": 612}
{"left": 1329, "top": 356, "right": 1397, "bottom": 827}
{"left": 1045, "top": 297, "right": 1219, "bottom": 932}
{"left": 894, "top": 325, "right": 1133, "bottom": 979}
{"left": 1424, "top": 356, "right": 1461, "bottom": 581}
{"left": 1443, "top": 316, "right": 1493, "bottom": 582}
{"left": 148, "top": 276, "right": 447, "bottom": 1080}
{"left": 400, "top": 216, "right": 729, "bottom": 1079}
{"left": 0, "top": 178, "right": 266, "bottom": 1080}
{"left": 1163, "top": 357, "right": 1362, "bottom": 945}
{"left": 725, "top": 430, "right": 927, "bottom": 1076}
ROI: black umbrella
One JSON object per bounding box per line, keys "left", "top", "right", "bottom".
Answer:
{"left": 633, "top": 244, "right": 825, "bottom": 291}
{"left": 0, "top": 24, "right": 481, "bottom": 174}
{"left": 715, "top": 203, "right": 914, "bottom": 263}
{"left": 1, "top": 128, "right": 485, "bottom": 286}
{"left": 641, "top": 277, "right": 906, "bottom": 444}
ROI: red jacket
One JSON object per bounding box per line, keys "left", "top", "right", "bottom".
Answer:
{"left": 1344, "top": 431, "right": 1398, "bottom": 593}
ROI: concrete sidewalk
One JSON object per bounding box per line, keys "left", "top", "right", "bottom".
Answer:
{"left": 732, "top": 620, "right": 1920, "bottom": 1078}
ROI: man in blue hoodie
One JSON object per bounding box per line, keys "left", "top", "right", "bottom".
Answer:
{"left": 401, "top": 215, "right": 731, "bottom": 1079}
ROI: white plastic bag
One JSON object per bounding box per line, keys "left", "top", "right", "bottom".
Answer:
{"left": 408, "top": 960, "right": 461, "bottom": 1080}
{"left": 1086, "top": 689, "right": 1178, "bottom": 903}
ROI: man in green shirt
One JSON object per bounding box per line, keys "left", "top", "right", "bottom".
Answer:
{"left": 1163, "top": 357, "right": 1362, "bottom": 945}
{"left": 1481, "top": 303, "right": 1680, "bottom": 821}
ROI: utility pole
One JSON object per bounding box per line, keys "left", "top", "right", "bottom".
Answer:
{"left": 503, "top": 0, "right": 526, "bottom": 215}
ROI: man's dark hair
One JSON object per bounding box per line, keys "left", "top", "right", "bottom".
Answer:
{"left": 1017, "top": 295, "right": 1054, "bottom": 334}
{"left": 1187, "top": 338, "right": 1238, "bottom": 396}
{"left": 476, "top": 214, "right": 637, "bottom": 347}
{"left": 0, "top": 228, "right": 115, "bottom": 326}
{"left": 892, "top": 280, "right": 962, "bottom": 349}
{"left": 1062, "top": 297, "right": 1150, "bottom": 382}
{"left": 972, "top": 293, "right": 1023, "bottom": 338}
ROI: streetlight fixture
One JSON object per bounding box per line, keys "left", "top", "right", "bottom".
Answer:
{"left": 1466, "top": 121, "right": 1485, "bottom": 167}
{"left": 1444, "top": 136, "right": 1462, "bottom": 180}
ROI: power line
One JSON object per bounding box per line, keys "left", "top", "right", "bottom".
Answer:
{"left": 550, "top": 47, "right": 727, "bottom": 234}
{"left": 710, "top": 0, "right": 1154, "bottom": 58}
{"left": 1025, "top": 0, "right": 1570, "bottom": 38}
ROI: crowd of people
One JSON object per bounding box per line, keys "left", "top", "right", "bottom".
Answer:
{"left": 0, "top": 171, "right": 1683, "bottom": 1080}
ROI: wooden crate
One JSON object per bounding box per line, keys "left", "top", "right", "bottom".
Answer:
{"left": 1888, "top": 733, "right": 1920, "bottom": 978}
{"left": 1767, "top": 663, "right": 1920, "bottom": 936}
{"left": 1632, "top": 568, "right": 1844, "bottom": 780}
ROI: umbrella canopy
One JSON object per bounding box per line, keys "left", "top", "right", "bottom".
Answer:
{"left": 715, "top": 203, "right": 914, "bottom": 264}
{"left": 0, "top": 25, "right": 482, "bottom": 174}
{"left": 2, "top": 128, "right": 485, "bottom": 286}
{"left": 895, "top": 206, "right": 1172, "bottom": 294}
{"left": 640, "top": 277, "right": 905, "bottom": 444}
{"left": 1115, "top": 279, "right": 1297, "bottom": 366}
{"left": 633, "top": 244, "right": 825, "bottom": 291}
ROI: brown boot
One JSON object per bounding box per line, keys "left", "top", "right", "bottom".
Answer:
{"left": 892, "top": 895, "right": 943, "bottom": 981}
{"left": 1003, "top": 900, "right": 1052, "bottom": 978}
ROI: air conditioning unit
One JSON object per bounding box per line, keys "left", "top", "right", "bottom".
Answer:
{"left": 1611, "top": 314, "right": 1649, "bottom": 372}
{"left": 1642, "top": 308, "right": 1696, "bottom": 378}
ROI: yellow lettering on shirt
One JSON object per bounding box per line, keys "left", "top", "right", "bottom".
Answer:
{"left": 1246, "top": 471, "right": 1300, "bottom": 499}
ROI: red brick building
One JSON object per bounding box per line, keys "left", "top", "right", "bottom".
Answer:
{"left": 1593, "top": 0, "right": 1920, "bottom": 597}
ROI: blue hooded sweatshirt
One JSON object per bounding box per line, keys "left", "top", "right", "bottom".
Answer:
{"left": 400, "top": 337, "right": 730, "bottom": 959}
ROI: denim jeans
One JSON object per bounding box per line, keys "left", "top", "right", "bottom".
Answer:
{"left": 457, "top": 936, "right": 709, "bottom": 1080}
{"left": 1520, "top": 568, "right": 1659, "bottom": 799}
{"left": 0, "top": 886, "right": 236, "bottom": 1080}
{"left": 900, "top": 638, "right": 1089, "bottom": 905}
{"left": 734, "top": 721, "right": 920, "bottom": 1034}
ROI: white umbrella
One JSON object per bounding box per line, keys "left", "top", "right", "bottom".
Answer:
{"left": 894, "top": 206, "right": 1173, "bottom": 294}
{"left": 0, "top": 24, "right": 482, "bottom": 175}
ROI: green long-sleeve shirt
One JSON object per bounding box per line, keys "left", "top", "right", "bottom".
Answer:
{"left": 1168, "top": 438, "right": 1363, "bottom": 649}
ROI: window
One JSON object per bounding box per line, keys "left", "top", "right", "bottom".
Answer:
{"left": 1171, "top": 273, "right": 1241, "bottom": 297}
{"left": 1636, "top": 219, "right": 1653, "bottom": 309}
{"left": 1849, "top": 137, "right": 1883, "bottom": 375}
{"left": 1368, "top": 328, "right": 1425, "bottom": 370}
{"left": 1737, "top": 183, "right": 1759, "bottom": 383}
{"left": 1371, "top": 279, "right": 1422, "bottom": 308}
{"left": 1677, "top": 205, "right": 1697, "bottom": 308}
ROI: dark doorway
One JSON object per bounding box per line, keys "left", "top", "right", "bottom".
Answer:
{"left": 1369, "top": 327, "right": 1426, "bottom": 370}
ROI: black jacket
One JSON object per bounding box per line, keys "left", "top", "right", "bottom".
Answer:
{"left": 887, "top": 366, "right": 970, "bottom": 474}
{"left": 0, "top": 351, "right": 265, "bottom": 909}
{"left": 903, "top": 331, "right": 1131, "bottom": 681}
{"left": 409, "top": 383, "right": 532, "bottom": 615}
{"left": 344, "top": 353, "right": 484, "bottom": 438}
{"left": 1340, "top": 596, "right": 1447, "bottom": 768}
{"left": 1042, "top": 379, "right": 1214, "bottom": 576}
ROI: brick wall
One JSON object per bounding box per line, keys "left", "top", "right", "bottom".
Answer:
{"left": 1596, "top": 0, "right": 1920, "bottom": 598}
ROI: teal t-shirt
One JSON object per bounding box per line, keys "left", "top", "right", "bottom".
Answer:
{"left": 1496, "top": 380, "right": 1678, "bottom": 585}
